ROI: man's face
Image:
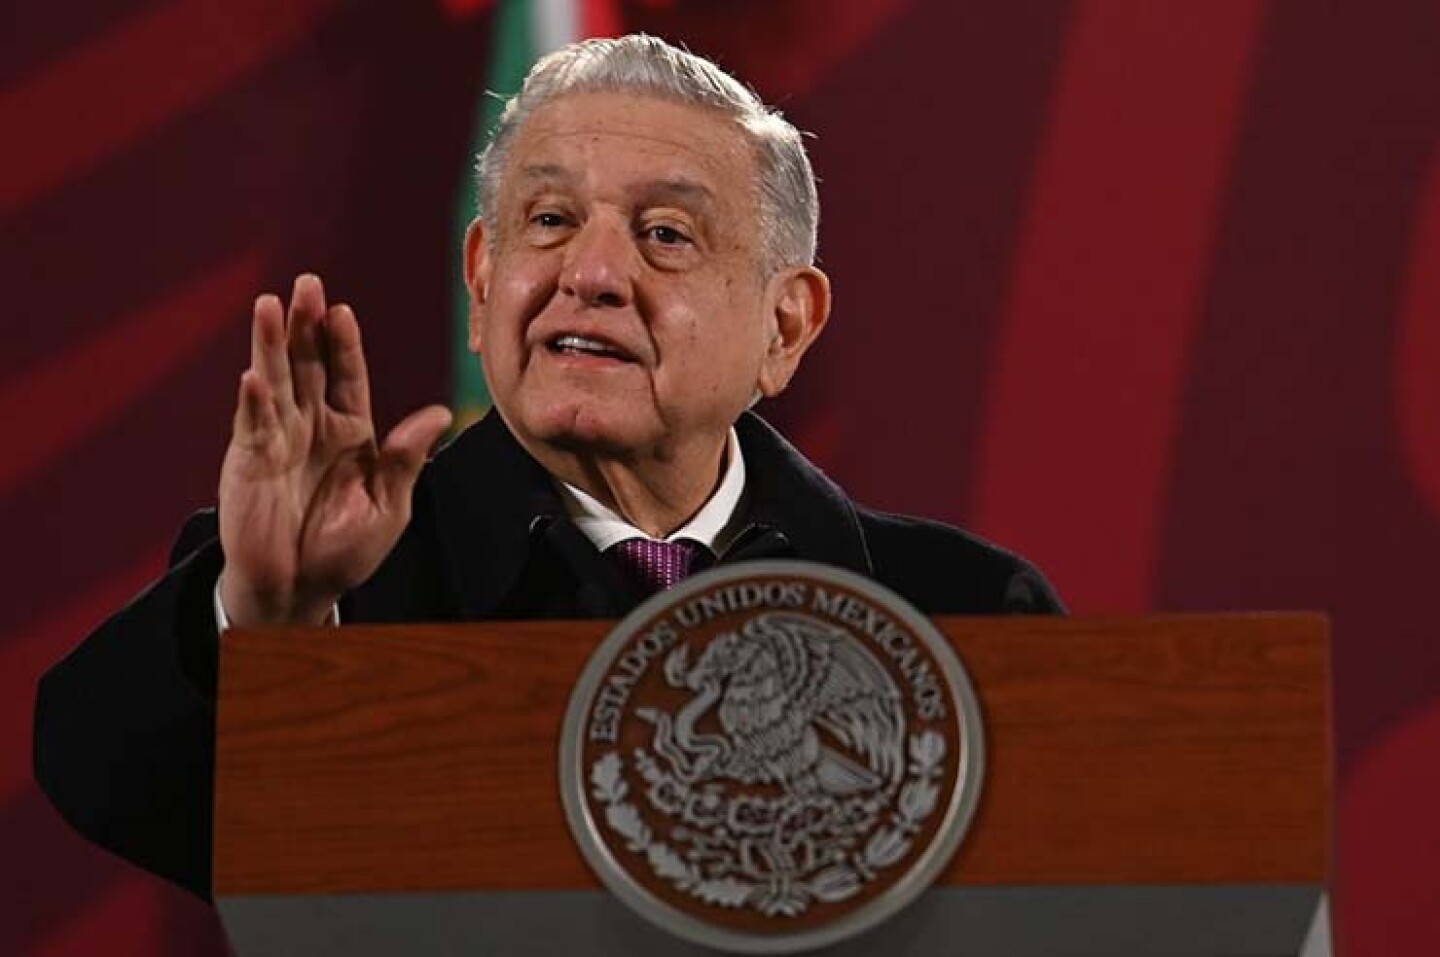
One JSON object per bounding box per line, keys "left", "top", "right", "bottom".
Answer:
{"left": 466, "top": 91, "right": 824, "bottom": 465}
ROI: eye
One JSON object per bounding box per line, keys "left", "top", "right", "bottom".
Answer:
{"left": 524, "top": 208, "right": 574, "bottom": 247}
{"left": 644, "top": 224, "right": 692, "bottom": 246}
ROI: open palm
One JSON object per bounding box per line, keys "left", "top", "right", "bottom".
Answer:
{"left": 217, "top": 275, "right": 452, "bottom": 626}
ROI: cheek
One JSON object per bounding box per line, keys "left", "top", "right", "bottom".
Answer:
{"left": 490, "top": 256, "right": 559, "bottom": 330}
{"left": 473, "top": 303, "right": 527, "bottom": 385}
{"left": 670, "top": 316, "right": 768, "bottom": 397}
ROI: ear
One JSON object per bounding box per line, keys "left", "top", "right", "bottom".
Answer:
{"left": 757, "top": 265, "right": 831, "bottom": 398}
{"left": 463, "top": 217, "right": 492, "bottom": 354}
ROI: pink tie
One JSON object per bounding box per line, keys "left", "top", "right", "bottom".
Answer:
{"left": 610, "top": 538, "right": 704, "bottom": 595}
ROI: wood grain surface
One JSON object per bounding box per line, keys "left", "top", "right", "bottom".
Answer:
{"left": 213, "top": 614, "right": 1330, "bottom": 895}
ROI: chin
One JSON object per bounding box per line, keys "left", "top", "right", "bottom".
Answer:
{"left": 511, "top": 400, "right": 658, "bottom": 458}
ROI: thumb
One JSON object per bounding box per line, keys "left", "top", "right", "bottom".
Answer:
{"left": 375, "top": 404, "right": 453, "bottom": 510}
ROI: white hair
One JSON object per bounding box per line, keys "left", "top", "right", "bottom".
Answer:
{"left": 475, "top": 34, "right": 819, "bottom": 272}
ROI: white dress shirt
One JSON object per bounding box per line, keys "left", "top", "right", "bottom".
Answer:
{"left": 555, "top": 428, "right": 747, "bottom": 556}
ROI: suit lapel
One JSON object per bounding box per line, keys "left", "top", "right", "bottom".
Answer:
{"left": 732, "top": 412, "right": 874, "bottom": 577}
{"left": 424, "top": 413, "right": 565, "bottom": 619}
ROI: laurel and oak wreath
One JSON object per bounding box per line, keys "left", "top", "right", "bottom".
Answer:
{"left": 590, "top": 730, "right": 948, "bottom": 918}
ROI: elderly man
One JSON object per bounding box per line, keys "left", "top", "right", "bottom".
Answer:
{"left": 34, "top": 35, "right": 1060, "bottom": 901}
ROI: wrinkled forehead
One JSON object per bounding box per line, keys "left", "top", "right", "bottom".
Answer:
{"left": 497, "top": 91, "right": 763, "bottom": 212}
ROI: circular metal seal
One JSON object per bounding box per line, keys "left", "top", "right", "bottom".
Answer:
{"left": 560, "top": 560, "right": 985, "bottom": 953}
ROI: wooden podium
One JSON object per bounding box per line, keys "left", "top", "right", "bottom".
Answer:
{"left": 214, "top": 614, "right": 1331, "bottom": 956}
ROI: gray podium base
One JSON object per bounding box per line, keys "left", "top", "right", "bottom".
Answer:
{"left": 218, "top": 884, "right": 1329, "bottom": 957}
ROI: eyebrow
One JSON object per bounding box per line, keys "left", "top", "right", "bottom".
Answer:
{"left": 518, "top": 163, "right": 577, "bottom": 185}
{"left": 633, "top": 179, "right": 716, "bottom": 212}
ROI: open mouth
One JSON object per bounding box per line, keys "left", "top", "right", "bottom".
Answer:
{"left": 548, "top": 334, "right": 633, "bottom": 361}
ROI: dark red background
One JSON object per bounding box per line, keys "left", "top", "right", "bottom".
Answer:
{"left": 3, "top": 1, "right": 1437, "bottom": 953}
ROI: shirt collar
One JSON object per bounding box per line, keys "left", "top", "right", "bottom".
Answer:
{"left": 555, "top": 429, "right": 747, "bottom": 554}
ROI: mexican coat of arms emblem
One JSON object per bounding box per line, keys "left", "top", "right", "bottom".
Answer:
{"left": 560, "top": 561, "right": 985, "bottom": 953}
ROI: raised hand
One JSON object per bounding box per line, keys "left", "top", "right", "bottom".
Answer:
{"left": 217, "top": 275, "right": 453, "bottom": 627}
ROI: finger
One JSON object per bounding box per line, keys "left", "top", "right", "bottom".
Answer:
{"left": 250, "top": 293, "right": 294, "bottom": 410}
{"left": 324, "top": 304, "right": 372, "bottom": 418}
{"left": 232, "top": 369, "right": 278, "bottom": 447}
{"left": 288, "top": 274, "right": 327, "bottom": 412}
{"left": 375, "top": 405, "right": 454, "bottom": 511}
{"left": 286, "top": 273, "right": 327, "bottom": 331}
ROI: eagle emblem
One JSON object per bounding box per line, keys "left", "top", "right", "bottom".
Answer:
{"left": 639, "top": 612, "right": 906, "bottom": 798}
{"left": 563, "top": 562, "right": 981, "bottom": 953}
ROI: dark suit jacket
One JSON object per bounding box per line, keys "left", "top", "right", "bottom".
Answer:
{"left": 33, "top": 411, "right": 1061, "bottom": 900}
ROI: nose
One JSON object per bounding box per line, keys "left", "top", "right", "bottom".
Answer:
{"left": 560, "top": 215, "right": 636, "bottom": 308}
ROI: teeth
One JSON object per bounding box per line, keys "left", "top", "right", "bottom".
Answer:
{"left": 554, "top": 335, "right": 616, "bottom": 355}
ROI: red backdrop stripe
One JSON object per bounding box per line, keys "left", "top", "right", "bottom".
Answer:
{"left": 1341, "top": 699, "right": 1440, "bottom": 955}
{"left": 0, "top": 251, "right": 264, "bottom": 500}
{"left": 582, "top": 0, "right": 624, "bottom": 38}
{"left": 25, "top": 860, "right": 163, "bottom": 957}
{"left": 623, "top": 0, "right": 914, "bottom": 104}
{"left": 0, "top": 0, "right": 342, "bottom": 218}
{"left": 972, "top": 0, "right": 1268, "bottom": 611}
{"left": 1395, "top": 146, "right": 1440, "bottom": 525}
